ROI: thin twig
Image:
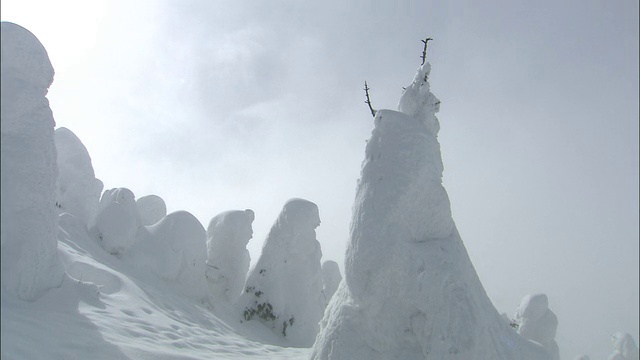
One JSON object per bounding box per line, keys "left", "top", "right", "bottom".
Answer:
{"left": 364, "top": 81, "right": 376, "bottom": 117}
{"left": 421, "top": 37, "right": 433, "bottom": 65}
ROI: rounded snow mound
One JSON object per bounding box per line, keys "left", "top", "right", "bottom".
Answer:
{"left": 136, "top": 194, "right": 167, "bottom": 226}
{"left": 206, "top": 209, "right": 255, "bottom": 303}
{"left": 0, "top": 22, "right": 54, "bottom": 90}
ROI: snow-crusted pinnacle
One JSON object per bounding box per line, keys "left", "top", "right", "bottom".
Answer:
{"left": 310, "top": 62, "right": 552, "bottom": 360}
{"left": 397, "top": 62, "right": 441, "bottom": 134}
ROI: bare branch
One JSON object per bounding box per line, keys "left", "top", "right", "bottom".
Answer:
{"left": 364, "top": 81, "right": 376, "bottom": 118}
{"left": 421, "top": 37, "right": 433, "bottom": 65}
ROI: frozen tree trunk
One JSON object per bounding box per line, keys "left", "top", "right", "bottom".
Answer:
{"left": 310, "top": 62, "right": 552, "bottom": 360}
{"left": 0, "top": 22, "right": 65, "bottom": 301}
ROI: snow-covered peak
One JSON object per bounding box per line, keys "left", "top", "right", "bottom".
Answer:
{"left": 0, "top": 22, "right": 54, "bottom": 91}
{"left": 397, "top": 62, "right": 441, "bottom": 133}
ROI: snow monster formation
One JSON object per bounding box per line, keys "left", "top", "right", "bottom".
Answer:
{"left": 512, "top": 294, "right": 560, "bottom": 360}
{"left": 321, "top": 260, "right": 342, "bottom": 305}
{"left": 607, "top": 333, "right": 639, "bottom": 360}
{"left": 55, "top": 127, "right": 104, "bottom": 226}
{"left": 136, "top": 194, "right": 167, "bottom": 226}
{"left": 238, "top": 198, "right": 325, "bottom": 347}
{"left": 206, "top": 209, "right": 255, "bottom": 303}
{"left": 0, "top": 22, "right": 65, "bottom": 301}
{"left": 310, "top": 61, "right": 552, "bottom": 359}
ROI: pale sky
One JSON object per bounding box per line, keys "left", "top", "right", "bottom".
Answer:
{"left": 2, "top": 1, "right": 638, "bottom": 358}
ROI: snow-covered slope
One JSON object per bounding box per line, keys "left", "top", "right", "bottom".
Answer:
{"left": 310, "top": 63, "right": 553, "bottom": 360}
{"left": 1, "top": 211, "right": 310, "bottom": 359}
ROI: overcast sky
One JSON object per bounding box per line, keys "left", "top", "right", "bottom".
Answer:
{"left": 2, "top": 0, "right": 638, "bottom": 358}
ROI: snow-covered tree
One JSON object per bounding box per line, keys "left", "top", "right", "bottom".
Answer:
{"left": 206, "top": 209, "right": 255, "bottom": 303}
{"left": 238, "top": 198, "right": 325, "bottom": 347}
{"left": 125, "top": 210, "right": 211, "bottom": 304}
{"left": 311, "top": 50, "right": 552, "bottom": 359}
{"left": 321, "top": 260, "right": 342, "bottom": 305}
{"left": 1, "top": 22, "right": 65, "bottom": 301}
{"left": 607, "top": 333, "right": 639, "bottom": 360}
{"left": 55, "top": 127, "right": 104, "bottom": 226}
{"left": 90, "top": 188, "right": 142, "bottom": 256}
{"left": 136, "top": 194, "right": 167, "bottom": 226}
{"left": 512, "top": 294, "right": 560, "bottom": 360}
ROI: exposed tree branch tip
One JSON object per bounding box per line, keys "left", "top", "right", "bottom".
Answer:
{"left": 364, "top": 81, "right": 377, "bottom": 118}
{"left": 421, "top": 37, "right": 433, "bottom": 65}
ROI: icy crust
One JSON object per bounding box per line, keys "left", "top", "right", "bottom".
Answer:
{"left": 206, "top": 209, "right": 255, "bottom": 303}
{"left": 321, "top": 260, "right": 342, "bottom": 305}
{"left": 136, "top": 194, "right": 167, "bottom": 226}
{"left": 55, "top": 127, "right": 104, "bottom": 226}
{"left": 513, "top": 294, "right": 560, "bottom": 360}
{"left": 311, "top": 65, "right": 552, "bottom": 359}
{"left": 238, "top": 199, "right": 325, "bottom": 347}
{"left": 607, "top": 333, "right": 639, "bottom": 360}
{"left": 0, "top": 22, "right": 65, "bottom": 301}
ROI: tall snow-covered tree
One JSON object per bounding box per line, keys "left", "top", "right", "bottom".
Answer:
{"left": 311, "top": 45, "right": 552, "bottom": 360}
{"left": 1, "top": 22, "right": 65, "bottom": 301}
{"left": 206, "top": 209, "right": 255, "bottom": 303}
{"left": 238, "top": 198, "right": 325, "bottom": 347}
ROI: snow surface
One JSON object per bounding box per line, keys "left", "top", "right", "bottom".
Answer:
{"left": 1, "top": 21, "right": 65, "bottom": 302}
{"left": 1, "top": 211, "right": 310, "bottom": 359}
{"left": 310, "top": 63, "right": 553, "bottom": 360}
{"left": 206, "top": 209, "right": 255, "bottom": 303}
{"left": 238, "top": 198, "right": 326, "bottom": 347}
